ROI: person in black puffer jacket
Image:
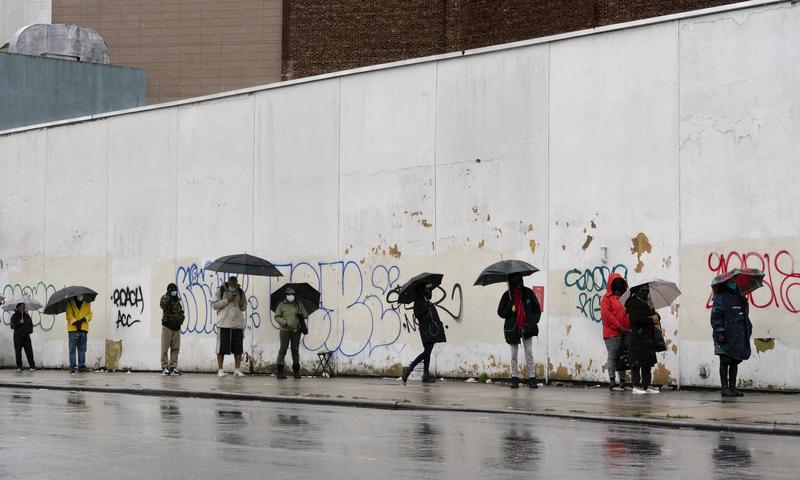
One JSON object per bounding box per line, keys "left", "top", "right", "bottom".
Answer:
{"left": 10, "top": 303, "right": 36, "bottom": 371}
{"left": 497, "top": 275, "right": 541, "bottom": 389}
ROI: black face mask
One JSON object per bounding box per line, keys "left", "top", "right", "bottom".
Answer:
{"left": 636, "top": 289, "right": 649, "bottom": 300}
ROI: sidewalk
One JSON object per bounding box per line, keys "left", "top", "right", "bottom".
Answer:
{"left": 1, "top": 369, "right": 798, "bottom": 435}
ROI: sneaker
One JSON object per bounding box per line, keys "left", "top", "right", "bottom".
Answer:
{"left": 70, "top": 369, "right": 76, "bottom": 375}
{"left": 78, "top": 367, "right": 88, "bottom": 373}
{"left": 401, "top": 366, "right": 411, "bottom": 385}
{"left": 29, "top": 368, "right": 36, "bottom": 372}
{"left": 609, "top": 384, "right": 624, "bottom": 392}
{"left": 632, "top": 387, "right": 647, "bottom": 395}
{"left": 527, "top": 378, "right": 538, "bottom": 389}
{"left": 646, "top": 387, "right": 660, "bottom": 394}
{"left": 217, "top": 369, "right": 226, "bottom": 377}
{"left": 233, "top": 370, "right": 246, "bottom": 377}
{"left": 16, "top": 368, "right": 22, "bottom": 372}
{"left": 170, "top": 368, "right": 182, "bottom": 376}
{"left": 162, "top": 368, "right": 171, "bottom": 376}
{"left": 292, "top": 371, "right": 301, "bottom": 379}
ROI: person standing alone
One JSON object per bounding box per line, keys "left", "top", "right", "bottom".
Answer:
{"left": 66, "top": 295, "right": 92, "bottom": 374}
{"left": 10, "top": 303, "right": 36, "bottom": 371}
{"left": 211, "top": 276, "right": 247, "bottom": 377}
{"left": 160, "top": 283, "right": 185, "bottom": 376}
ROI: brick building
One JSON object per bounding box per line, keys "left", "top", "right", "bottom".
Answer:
{"left": 42, "top": 0, "right": 740, "bottom": 104}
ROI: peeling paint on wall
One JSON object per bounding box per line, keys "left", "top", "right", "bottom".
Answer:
{"left": 630, "top": 232, "right": 652, "bottom": 273}
{"left": 755, "top": 338, "right": 775, "bottom": 353}
{"left": 529, "top": 239, "right": 537, "bottom": 254}
{"left": 581, "top": 235, "right": 593, "bottom": 251}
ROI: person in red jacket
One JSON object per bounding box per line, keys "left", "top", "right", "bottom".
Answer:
{"left": 600, "top": 273, "right": 630, "bottom": 391}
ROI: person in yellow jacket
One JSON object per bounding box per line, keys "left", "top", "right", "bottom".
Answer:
{"left": 66, "top": 295, "right": 92, "bottom": 374}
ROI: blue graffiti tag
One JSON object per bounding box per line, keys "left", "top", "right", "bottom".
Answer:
{"left": 175, "top": 261, "right": 260, "bottom": 334}
{"left": 564, "top": 264, "right": 628, "bottom": 323}
{"left": 266, "top": 260, "right": 403, "bottom": 357}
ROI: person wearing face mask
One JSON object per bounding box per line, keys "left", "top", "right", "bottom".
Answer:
{"left": 10, "top": 303, "right": 36, "bottom": 371}
{"left": 211, "top": 276, "right": 247, "bottom": 377}
{"left": 497, "top": 274, "right": 542, "bottom": 389}
{"left": 160, "top": 283, "right": 185, "bottom": 376}
{"left": 600, "top": 273, "right": 630, "bottom": 391}
{"left": 66, "top": 294, "right": 93, "bottom": 374}
{"left": 711, "top": 280, "right": 752, "bottom": 397}
{"left": 624, "top": 285, "right": 660, "bottom": 394}
{"left": 401, "top": 283, "right": 447, "bottom": 384}
{"left": 273, "top": 287, "right": 309, "bottom": 379}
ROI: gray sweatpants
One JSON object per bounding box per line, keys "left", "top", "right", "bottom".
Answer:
{"left": 510, "top": 336, "right": 534, "bottom": 378}
{"left": 604, "top": 336, "right": 626, "bottom": 382}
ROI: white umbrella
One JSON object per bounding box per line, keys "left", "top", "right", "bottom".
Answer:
{"left": 2, "top": 298, "right": 44, "bottom": 313}
{"left": 619, "top": 279, "right": 681, "bottom": 310}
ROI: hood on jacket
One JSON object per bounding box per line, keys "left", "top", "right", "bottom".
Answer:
{"left": 606, "top": 273, "right": 628, "bottom": 296}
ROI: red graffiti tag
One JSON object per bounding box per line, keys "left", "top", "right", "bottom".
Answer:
{"left": 706, "top": 250, "right": 800, "bottom": 313}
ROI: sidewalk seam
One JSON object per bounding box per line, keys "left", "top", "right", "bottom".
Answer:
{"left": 1, "top": 381, "right": 797, "bottom": 437}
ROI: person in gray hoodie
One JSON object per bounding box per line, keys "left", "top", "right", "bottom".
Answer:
{"left": 211, "top": 276, "right": 247, "bottom": 377}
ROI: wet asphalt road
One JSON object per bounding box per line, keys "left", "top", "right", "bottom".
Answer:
{"left": 0, "top": 388, "right": 796, "bottom": 480}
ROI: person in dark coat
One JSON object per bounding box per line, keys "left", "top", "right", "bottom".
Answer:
{"left": 711, "top": 280, "right": 753, "bottom": 397}
{"left": 624, "top": 285, "right": 660, "bottom": 394}
{"left": 497, "top": 275, "right": 541, "bottom": 389}
{"left": 10, "top": 303, "right": 36, "bottom": 371}
{"left": 402, "top": 283, "right": 446, "bottom": 384}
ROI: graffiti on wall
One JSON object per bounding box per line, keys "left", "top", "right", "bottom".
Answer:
{"left": 1, "top": 282, "right": 57, "bottom": 331}
{"left": 175, "top": 261, "right": 260, "bottom": 334}
{"left": 111, "top": 286, "right": 144, "bottom": 328}
{"left": 387, "top": 283, "right": 464, "bottom": 335}
{"left": 268, "top": 260, "right": 403, "bottom": 357}
{"left": 706, "top": 250, "right": 800, "bottom": 313}
{"left": 564, "top": 264, "right": 628, "bottom": 323}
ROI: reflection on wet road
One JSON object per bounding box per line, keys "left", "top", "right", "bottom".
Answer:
{"left": 0, "top": 389, "right": 795, "bottom": 479}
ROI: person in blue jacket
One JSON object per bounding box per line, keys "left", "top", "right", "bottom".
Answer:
{"left": 710, "top": 280, "right": 753, "bottom": 397}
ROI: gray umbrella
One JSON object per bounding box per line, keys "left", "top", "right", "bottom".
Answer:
{"left": 1, "top": 298, "right": 44, "bottom": 313}
{"left": 620, "top": 278, "right": 681, "bottom": 310}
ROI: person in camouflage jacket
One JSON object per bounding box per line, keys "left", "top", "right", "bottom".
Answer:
{"left": 160, "top": 283, "right": 185, "bottom": 375}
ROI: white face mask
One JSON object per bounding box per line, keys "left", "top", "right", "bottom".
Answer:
{"left": 228, "top": 287, "right": 237, "bottom": 293}
{"left": 170, "top": 291, "right": 177, "bottom": 297}
{"left": 76, "top": 295, "right": 84, "bottom": 302}
{"left": 286, "top": 295, "right": 295, "bottom": 302}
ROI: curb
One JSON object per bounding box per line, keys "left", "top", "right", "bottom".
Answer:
{"left": 1, "top": 381, "right": 798, "bottom": 436}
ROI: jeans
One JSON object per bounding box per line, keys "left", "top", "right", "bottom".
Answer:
{"left": 604, "top": 336, "right": 625, "bottom": 382}
{"left": 277, "top": 330, "right": 301, "bottom": 371}
{"left": 408, "top": 342, "right": 434, "bottom": 375}
{"left": 510, "top": 336, "right": 534, "bottom": 378}
{"left": 68, "top": 331, "right": 87, "bottom": 370}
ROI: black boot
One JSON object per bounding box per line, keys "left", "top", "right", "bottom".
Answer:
{"left": 276, "top": 364, "right": 287, "bottom": 380}
{"left": 422, "top": 373, "right": 436, "bottom": 383}
{"left": 510, "top": 376, "right": 520, "bottom": 389}
{"left": 293, "top": 365, "right": 301, "bottom": 379}
{"left": 401, "top": 366, "right": 411, "bottom": 384}
{"left": 527, "top": 377, "right": 538, "bottom": 389}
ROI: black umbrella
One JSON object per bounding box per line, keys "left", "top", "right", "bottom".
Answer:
{"left": 395, "top": 272, "right": 444, "bottom": 305}
{"left": 43, "top": 286, "right": 98, "bottom": 315}
{"left": 270, "top": 283, "right": 320, "bottom": 315}
{"left": 206, "top": 253, "right": 282, "bottom": 277}
{"left": 473, "top": 259, "right": 539, "bottom": 286}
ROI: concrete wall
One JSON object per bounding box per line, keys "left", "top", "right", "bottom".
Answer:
{"left": 0, "top": 1, "right": 798, "bottom": 389}
{"left": 0, "top": 0, "right": 51, "bottom": 46}
{"left": 0, "top": 52, "right": 146, "bottom": 131}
